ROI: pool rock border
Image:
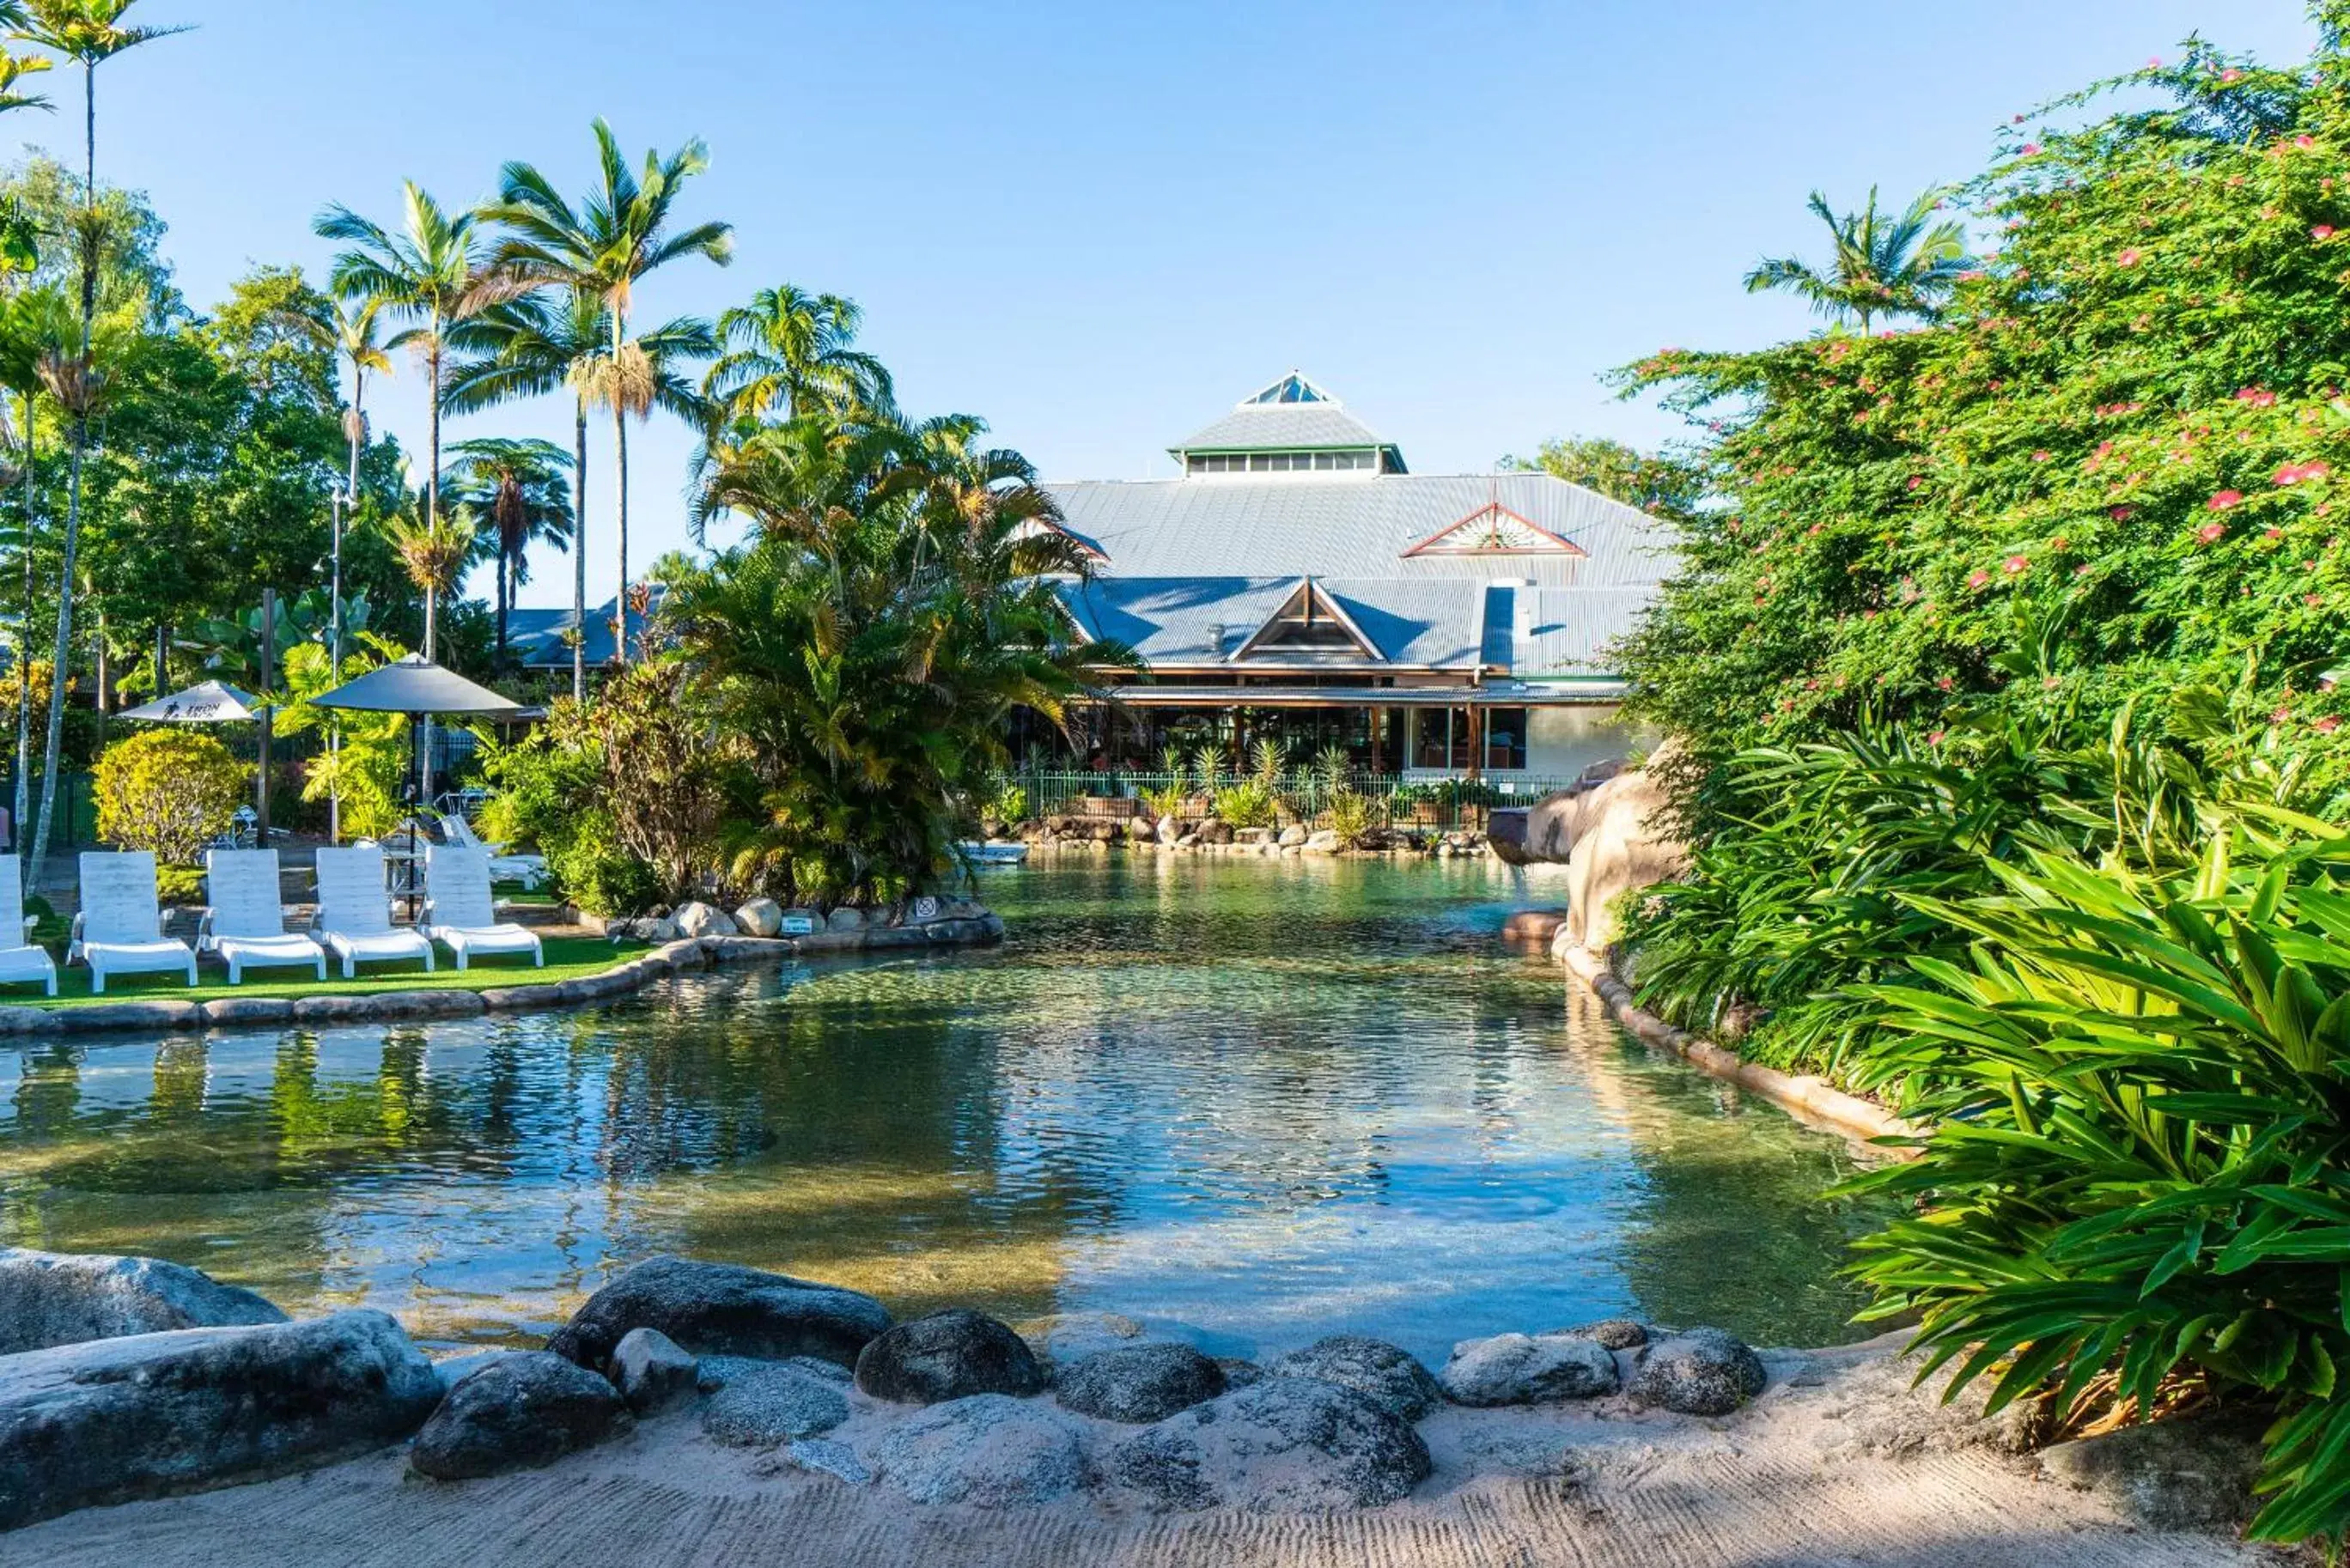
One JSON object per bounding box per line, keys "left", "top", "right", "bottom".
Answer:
{"left": 0, "top": 907, "right": 1006, "bottom": 1041}
{"left": 1554, "top": 939, "right": 1920, "bottom": 1152}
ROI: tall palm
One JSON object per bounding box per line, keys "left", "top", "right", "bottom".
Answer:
{"left": 1743, "top": 187, "right": 1973, "bottom": 332}
{"left": 442, "top": 435, "right": 574, "bottom": 661}
{"left": 705, "top": 285, "right": 892, "bottom": 427}
{"left": 442, "top": 288, "right": 606, "bottom": 700}
{"left": 14, "top": 0, "right": 182, "bottom": 876}
{"left": 314, "top": 183, "right": 496, "bottom": 659}
{"left": 482, "top": 119, "right": 731, "bottom": 667}
{"left": 0, "top": 287, "right": 69, "bottom": 844}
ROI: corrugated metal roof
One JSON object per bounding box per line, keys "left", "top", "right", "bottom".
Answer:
{"left": 508, "top": 586, "right": 668, "bottom": 669}
{"left": 1516, "top": 587, "right": 1655, "bottom": 675}
{"left": 1044, "top": 471, "right": 1676, "bottom": 591}
{"left": 1170, "top": 402, "right": 1391, "bottom": 453}
{"left": 1059, "top": 575, "right": 1496, "bottom": 671}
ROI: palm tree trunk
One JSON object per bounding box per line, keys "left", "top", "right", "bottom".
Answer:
{"left": 30, "top": 60, "right": 101, "bottom": 882}
{"left": 423, "top": 334, "right": 441, "bottom": 662}
{"left": 571, "top": 397, "right": 587, "bottom": 702}
{"left": 15, "top": 391, "right": 30, "bottom": 848}
{"left": 610, "top": 307, "right": 630, "bottom": 669}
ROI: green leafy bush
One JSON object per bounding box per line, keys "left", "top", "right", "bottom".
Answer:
{"left": 92, "top": 730, "right": 248, "bottom": 866}
{"left": 1211, "top": 778, "right": 1277, "bottom": 829}
{"left": 1843, "top": 809, "right": 2350, "bottom": 1547}
{"left": 545, "top": 811, "right": 662, "bottom": 918}
{"left": 1324, "top": 790, "right": 1375, "bottom": 846}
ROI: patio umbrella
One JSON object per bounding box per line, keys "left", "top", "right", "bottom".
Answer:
{"left": 311, "top": 654, "right": 524, "bottom": 808}
{"left": 116, "top": 679, "right": 263, "bottom": 723}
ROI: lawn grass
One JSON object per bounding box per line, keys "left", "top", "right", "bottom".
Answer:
{"left": 9, "top": 933, "right": 648, "bottom": 1009}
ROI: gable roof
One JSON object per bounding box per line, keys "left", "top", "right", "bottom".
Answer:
{"left": 1231, "top": 579, "right": 1385, "bottom": 664}
{"left": 1058, "top": 575, "right": 1492, "bottom": 670}
{"left": 1169, "top": 373, "right": 1402, "bottom": 466}
{"left": 1403, "top": 500, "right": 1588, "bottom": 558}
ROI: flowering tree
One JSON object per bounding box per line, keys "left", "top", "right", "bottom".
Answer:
{"left": 1620, "top": 25, "right": 2350, "bottom": 773}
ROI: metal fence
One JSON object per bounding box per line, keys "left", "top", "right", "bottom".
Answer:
{"left": 1003, "top": 769, "right": 1576, "bottom": 833}
{"left": 0, "top": 772, "right": 94, "bottom": 849}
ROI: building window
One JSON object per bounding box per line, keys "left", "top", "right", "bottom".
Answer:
{"left": 1483, "top": 708, "right": 1527, "bottom": 770}
{"left": 1186, "top": 449, "right": 1373, "bottom": 476}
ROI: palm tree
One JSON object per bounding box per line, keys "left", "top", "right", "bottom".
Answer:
{"left": 1743, "top": 187, "right": 1973, "bottom": 332}
{"left": 442, "top": 435, "right": 574, "bottom": 661}
{"left": 705, "top": 285, "right": 892, "bottom": 427}
{"left": 573, "top": 313, "right": 711, "bottom": 662}
{"left": 0, "top": 285, "right": 69, "bottom": 843}
{"left": 14, "top": 0, "right": 182, "bottom": 876}
{"left": 482, "top": 119, "right": 731, "bottom": 668}
{"left": 443, "top": 288, "right": 606, "bottom": 701}
{"left": 314, "top": 183, "right": 496, "bottom": 659}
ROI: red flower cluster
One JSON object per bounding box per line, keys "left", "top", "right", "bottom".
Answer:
{"left": 2197, "top": 520, "right": 2229, "bottom": 544}
{"left": 2237, "top": 386, "right": 2280, "bottom": 407}
{"left": 2276, "top": 460, "right": 2332, "bottom": 484}
{"left": 2208, "top": 490, "right": 2245, "bottom": 509}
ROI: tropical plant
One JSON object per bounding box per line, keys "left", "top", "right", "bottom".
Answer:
{"left": 381, "top": 500, "right": 479, "bottom": 627}
{"left": 705, "top": 284, "right": 892, "bottom": 428}
{"left": 314, "top": 181, "right": 496, "bottom": 658}
{"left": 443, "top": 435, "right": 573, "bottom": 659}
{"left": 1249, "top": 737, "right": 1283, "bottom": 790}
{"left": 443, "top": 287, "right": 606, "bottom": 700}
{"left": 0, "top": 282, "right": 66, "bottom": 836}
{"left": 568, "top": 659, "right": 745, "bottom": 899}
{"left": 14, "top": 0, "right": 180, "bottom": 877}
{"left": 273, "top": 636, "right": 408, "bottom": 838}
{"left": 1211, "top": 777, "right": 1277, "bottom": 829}
{"left": 1324, "top": 789, "right": 1374, "bottom": 847}
{"left": 481, "top": 119, "right": 732, "bottom": 667}
{"left": 1842, "top": 805, "right": 2350, "bottom": 1547}
{"left": 1502, "top": 435, "right": 1710, "bottom": 524}
{"left": 91, "top": 726, "right": 244, "bottom": 864}
{"left": 1189, "top": 744, "right": 1222, "bottom": 793}
{"left": 1742, "top": 185, "right": 1972, "bottom": 331}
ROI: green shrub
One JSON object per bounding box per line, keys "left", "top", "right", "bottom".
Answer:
{"left": 1139, "top": 781, "right": 1186, "bottom": 818}
{"left": 1324, "top": 790, "right": 1375, "bottom": 846}
{"left": 156, "top": 866, "right": 205, "bottom": 905}
{"left": 1211, "top": 779, "right": 1277, "bottom": 829}
{"left": 92, "top": 730, "right": 249, "bottom": 866}
{"left": 545, "top": 811, "right": 661, "bottom": 917}
{"left": 1842, "top": 811, "right": 2350, "bottom": 1547}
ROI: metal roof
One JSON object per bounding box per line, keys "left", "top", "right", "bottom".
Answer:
{"left": 508, "top": 587, "right": 669, "bottom": 669}
{"left": 1171, "top": 401, "right": 1394, "bottom": 455}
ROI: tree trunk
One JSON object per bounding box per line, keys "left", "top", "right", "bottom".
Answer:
{"left": 423, "top": 334, "right": 441, "bottom": 662}
{"left": 611, "top": 308, "right": 628, "bottom": 669}
{"left": 572, "top": 397, "right": 587, "bottom": 702}
{"left": 15, "top": 391, "right": 30, "bottom": 847}
{"left": 30, "top": 61, "right": 101, "bottom": 881}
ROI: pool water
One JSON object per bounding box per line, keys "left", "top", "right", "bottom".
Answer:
{"left": 0, "top": 856, "right": 1896, "bottom": 1361}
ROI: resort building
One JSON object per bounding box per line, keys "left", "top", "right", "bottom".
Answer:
{"left": 1044, "top": 374, "right": 1673, "bottom": 782}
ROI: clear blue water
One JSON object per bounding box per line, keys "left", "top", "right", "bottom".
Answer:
{"left": 0, "top": 855, "right": 1893, "bottom": 1360}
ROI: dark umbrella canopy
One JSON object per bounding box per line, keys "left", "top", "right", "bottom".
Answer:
{"left": 310, "top": 654, "right": 523, "bottom": 717}
{"left": 117, "top": 679, "right": 263, "bottom": 723}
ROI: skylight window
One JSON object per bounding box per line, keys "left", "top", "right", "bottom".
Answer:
{"left": 1245, "top": 373, "right": 1332, "bottom": 406}
{"left": 1187, "top": 450, "right": 1374, "bottom": 475}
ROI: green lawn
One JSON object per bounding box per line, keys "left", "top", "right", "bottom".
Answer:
{"left": 9, "top": 934, "right": 648, "bottom": 1009}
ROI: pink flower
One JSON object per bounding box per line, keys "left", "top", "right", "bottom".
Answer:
{"left": 1907, "top": 476, "right": 1923, "bottom": 490}
{"left": 2318, "top": 226, "right": 2338, "bottom": 241}
{"left": 2197, "top": 520, "right": 2229, "bottom": 544}
{"left": 1936, "top": 676, "right": 1955, "bottom": 691}
{"left": 2003, "top": 555, "right": 2029, "bottom": 574}
{"left": 2274, "top": 706, "right": 2295, "bottom": 723}
{"left": 2266, "top": 526, "right": 2286, "bottom": 540}
{"left": 2031, "top": 450, "right": 2051, "bottom": 463}
{"left": 2221, "top": 68, "right": 2244, "bottom": 82}
{"left": 2043, "top": 677, "right": 2062, "bottom": 690}
{"left": 2208, "top": 489, "right": 2245, "bottom": 509}
{"left": 2075, "top": 562, "right": 2094, "bottom": 576}
{"left": 2022, "top": 143, "right": 2042, "bottom": 156}
{"left": 2237, "top": 386, "right": 2278, "bottom": 406}
{"left": 2320, "top": 715, "right": 2344, "bottom": 733}
{"left": 2117, "top": 248, "right": 2143, "bottom": 267}
{"left": 2110, "top": 505, "right": 2136, "bottom": 520}
{"left": 1966, "top": 568, "right": 1992, "bottom": 590}
{"left": 2308, "top": 593, "right": 2326, "bottom": 607}
{"left": 2298, "top": 135, "right": 2318, "bottom": 149}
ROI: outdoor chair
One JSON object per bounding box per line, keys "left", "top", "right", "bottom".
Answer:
{"left": 421, "top": 844, "right": 543, "bottom": 971}
{"left": 437, "top": 813, "right": 549, "bottom": 890}
{"left": 199, "top": 849, "right": 326, "bottom": 984}
{"left": 0, "top": 853, "right": 56, "bottom": 996}
{"left": 69, "top": 850, "right": 197, "bottom": 993}
{"left": 311, "top": 845, "right": 435, "bottom": 979}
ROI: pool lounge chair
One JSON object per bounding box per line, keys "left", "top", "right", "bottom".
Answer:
{"left": 200, "top": 849, "right": 326, "bottom": 983}
{"left": 312, "top": 845, "right": 435, "bottom": 979}
{"left": 439, "top": 814, "right": 550, "bottom": 890}
{"left": 0, "top": 853, "right": 55, "bottom": 996}
{"left": 421, "top": 845, "right": 543, "bottom": 971}
{"left": 70, "top": 850, "right": 197, "bottom": 994}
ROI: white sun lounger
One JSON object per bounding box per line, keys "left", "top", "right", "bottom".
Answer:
{"left": 422, "top": 845, "right": 543, "bottom": 971}
{"left": 312, "top": 845, "right": 435, "bottom": 979}
{"left": 70, "top": 851, "right": 197, "bottom": 994}
{"left": 0, "top": 853, "right": 55, "bottom": 996}
{"left": 200, "top": 849, "right": 326, "bottom": 984}
{"left": 439, "top": 814, "right": 549, "bottom": 890}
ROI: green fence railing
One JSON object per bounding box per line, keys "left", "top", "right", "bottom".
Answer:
{"left": 1004, "top": 769, "right": 1575, "bottom": 833}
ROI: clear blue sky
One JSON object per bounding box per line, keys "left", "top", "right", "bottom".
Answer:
{"left": 41, "top": 0, "right": 2322, "bottom": 606}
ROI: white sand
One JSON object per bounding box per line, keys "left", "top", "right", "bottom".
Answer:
{"left": 3, "top": 1335, "right": 2286, "bottom": 1568}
